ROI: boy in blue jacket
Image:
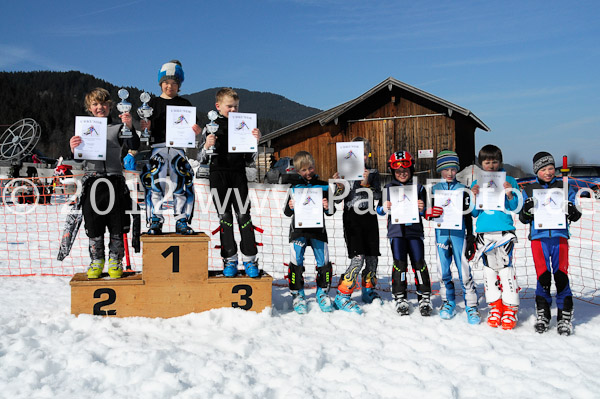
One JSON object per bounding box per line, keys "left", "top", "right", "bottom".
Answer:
{"left": 519, "top": 152, "right": 581, "bottom": 335}
{"left": 471, "top": 145, "right": 520, "bottom": 330}
{"left": 377, "top": 151, "right": 432, "bottom": 316}
{"left": 429, "top": 150, "right": 480, "bottom": 324}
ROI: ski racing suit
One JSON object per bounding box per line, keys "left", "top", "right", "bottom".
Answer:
{"left": 470, "top": 173, "right": 520, "bottom": 307}
{"left": 431, "top": 179, "right": 478, "bottom": 307}
{"left": 198, "top": 113, "right": 258, "bottom": 262}
{"left": 519, "top": 176, "right": 581, "bottom": 316}
{"left": 377, "top": 178, "right": 431, "bottom": 302}
{"left": 141, "top": 96, "right": 195, "bottom": 226}
{"left": 283, "top": 175, "right": 334, "bottom": 292}
{"left": 335, "top": 169, "right": 382, "bottom": 295}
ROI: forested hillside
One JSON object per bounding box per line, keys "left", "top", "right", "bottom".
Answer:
{"left": 0, "top": 71, "right": 321, "bottom": 160}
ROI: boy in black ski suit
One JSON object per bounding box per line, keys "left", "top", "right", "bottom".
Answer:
{"left": 198, "top": 88, "right": 261, "bottom": 278}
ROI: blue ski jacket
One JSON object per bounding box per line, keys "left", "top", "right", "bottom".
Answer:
{"left": 470, "top": 172, "right": 519, "bottom": 233}
{"left": 520, "top": 176, "right": 578, "bottom": 240}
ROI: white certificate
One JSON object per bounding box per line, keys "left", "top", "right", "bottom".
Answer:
{"left": 74, "top": 116, "right": 107, "bottom": 160}
{"left": 533, "top": 189, "right": 567, "bottom": 229}
{"left": 433, "top": 190, "right": 463, "bottom": 230}
{"left": 475, "top": 171, "right": 506, "bottom": 211}
{"left": 336, "top": 142, "right": 364, "bottom": 180}
{"left": 293, "top": 187, "right": 324, "bottom": 228}
{"left": 228, "top": 112, "right": 257, "bottom": 153}
{"left": 389, "top": 185, "right": 419, "bottom": 224}
{"left": 166, "top": 105, "right": 196, "bottom": 148}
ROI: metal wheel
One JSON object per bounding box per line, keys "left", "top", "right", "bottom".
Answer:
{"left": 0, "top": 118, "right": 41, "bottom": 161}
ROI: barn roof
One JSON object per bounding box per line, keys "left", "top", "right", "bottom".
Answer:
{"left": 260, "top": 77, "right": 490, "bottom": 144}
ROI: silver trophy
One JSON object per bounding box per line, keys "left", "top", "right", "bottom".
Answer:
{"left": 116, "top": 88, "right": 133, "bottom": 138}
{"left": 136, "top": 92, "right": 153, "bottom": 143}
{"left": 205, "top": 110, "right": 219, "bottom": 156}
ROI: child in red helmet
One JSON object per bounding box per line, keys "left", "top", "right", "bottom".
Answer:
{"left": 377, "top": 151, "right": 433, "bottom": 316}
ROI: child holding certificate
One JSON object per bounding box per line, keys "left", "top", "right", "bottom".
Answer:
{"left": 198, "top": 88, "right": 261, "bottom": 278}
{"left": 332, "top": 137, "right": 382, "bottom": 314}
{"left": 470, "top": 145, "right": 520, "bottom": 329}
{"left": 283, "top": 151, "right": 335, "bottom": 314}
{"left": 69, "top": 88, "right": 140, "bottom": 279}
{"left": 519, "top": 152, "right": 581, "bottom": 335}
{"left": 377, "top": 151, "right": 433, "bottom": 316}
{"left": 140, "top": 60, "right": 201, "bottom": 235}
{"left": 428, "top": 150, "right": 479, "bottom": 324}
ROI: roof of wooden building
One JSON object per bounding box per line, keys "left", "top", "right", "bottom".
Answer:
{"left": 260, "top": 76, "right": 490, "bottom": 144}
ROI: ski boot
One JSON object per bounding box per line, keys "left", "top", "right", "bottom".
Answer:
{"left": 316, "top": 287, "right": 333, "bottom": 313}
{"left": 243, "top": 260, "right": 260, "bottom": 278}
{"left": 87, "top": 259, "right": 104, "bottom": 279}
{"left": 291, "top": 289, "right": 307, "bottom": 315}
{"left": 333, "top": 292, "right": 363, "bottom": 315}
{"left": 418, "top": 293, "right": 433, "bottom": 316}
{"left": 557, "top": 308, "right": 573, "bottom": 336}
{"left": 501, "top": 304, "right": 518, "bottom": 330}
{"left": 361, "top": 271, "right": 383, "bottom": 305}
{"left": 393, "top": 294, "right": 410, "bottom": 316}
{"left": 223, "top": 259, "right": 238, "bottom": 277}
{"left": 487, "top": 299, "right": 504, "bottom": 328}
{"left": 465, "top": 306, "right": 481, "bottom": 325}
{"left": 175, "top": 219, "right": 194, "bottom": 235}
{"left": 534, "top": 297, "right": 551, "bottom": 334}
{"left": 107, "top": 258, "right": 123, "bottom": 279}
{"left": 439, "top": 300, "right": 457, "bottom": 320}
{"left": 147, "top": 217, "right": 163, "bottom": 235}
{"left": 361, "top": 287, "right": 383, "bottom": 305}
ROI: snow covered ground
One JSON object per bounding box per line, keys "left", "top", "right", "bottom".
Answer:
{"left": 2, "top": 276, "right": 600, "bottom": 398}
{"left": 2, "top": 182, "right": 600, "bottom": 398}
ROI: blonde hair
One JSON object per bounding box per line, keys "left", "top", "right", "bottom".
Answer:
{"left": 128, "top": 149, "right": 138, "bottom": 156}
{"left": 293, "top": 151, "right": 315, "bottom": 170}
{"left": 216, "top": 87, "right": 239, "bottom": 103}
{"left": 84, "top": 88, "right": 112, "bottom": 113}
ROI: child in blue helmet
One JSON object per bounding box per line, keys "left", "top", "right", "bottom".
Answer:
{"left": 140, "top": 60, "right": 201, "bottom": 235}
{"left": 429, "top": 150, "right": 480, "bottom": 324}
{"left": 377, "top": 151, "right": 432, "bottom": 316}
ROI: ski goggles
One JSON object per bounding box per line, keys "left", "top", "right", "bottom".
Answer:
{"left": 389, "top": 159, "right": 412, "bottom": 169}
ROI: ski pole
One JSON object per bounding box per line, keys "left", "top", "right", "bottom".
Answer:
{"left": 123, "top": 232, "right": 133, "bottom": 272}
{"left": 561, "top": 155, "right": 569, "bottom": 215}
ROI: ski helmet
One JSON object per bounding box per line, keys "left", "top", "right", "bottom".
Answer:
{"left": 388, "top": 151, "right": 413, "bottom": 170}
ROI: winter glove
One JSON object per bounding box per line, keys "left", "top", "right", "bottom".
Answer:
{"left": 425, "top": 206, "right": 443, "bottom": 220}
{"left": 519, "top": 197, "right": 535, "bottom": 224}
{"left": 567, "top": 201, "right": 582, "bottom": 222}
{"left": 464, "top": 234, "right": 477, "bottom": 261}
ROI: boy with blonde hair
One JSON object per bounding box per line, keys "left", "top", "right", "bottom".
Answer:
{"left": 198, "top": 88, "right": 261, "bottom": 278}
{"left": 69, "top": 88, "right": 140, "bottom": 279}
{"left": 283, "top": 151, "right": 335, "bottom": 314}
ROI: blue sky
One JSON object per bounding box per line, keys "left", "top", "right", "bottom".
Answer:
{"left": 1, "top": 0, "right": 599, "bottom": 170}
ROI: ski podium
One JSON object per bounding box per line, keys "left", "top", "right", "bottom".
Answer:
{"left": 70, "top": 233, "right": 273, "bottom": 317}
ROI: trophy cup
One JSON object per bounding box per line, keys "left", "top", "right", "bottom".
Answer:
{"left": 117, "top": 89, "right": 133, "bottom": 138}
{"left": 137, "top": 92, "right": 153, "bottom": 143}
{"left": 205, "top": 110, "right": 219, "bottom": 157}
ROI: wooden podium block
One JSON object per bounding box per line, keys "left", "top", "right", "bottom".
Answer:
{"left": 70, "top": 233, "right": 272, "bottom": 318}
{"left": 141, "top": 233, "right": 209, "bottom": 283}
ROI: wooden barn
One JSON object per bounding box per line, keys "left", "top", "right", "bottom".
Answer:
{"left": 259, "top": 77, "right": 490, "bottom": 180}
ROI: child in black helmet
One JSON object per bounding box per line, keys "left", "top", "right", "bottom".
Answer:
{"left": 376, "top": 151, "right": 433, "bottom": 316}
